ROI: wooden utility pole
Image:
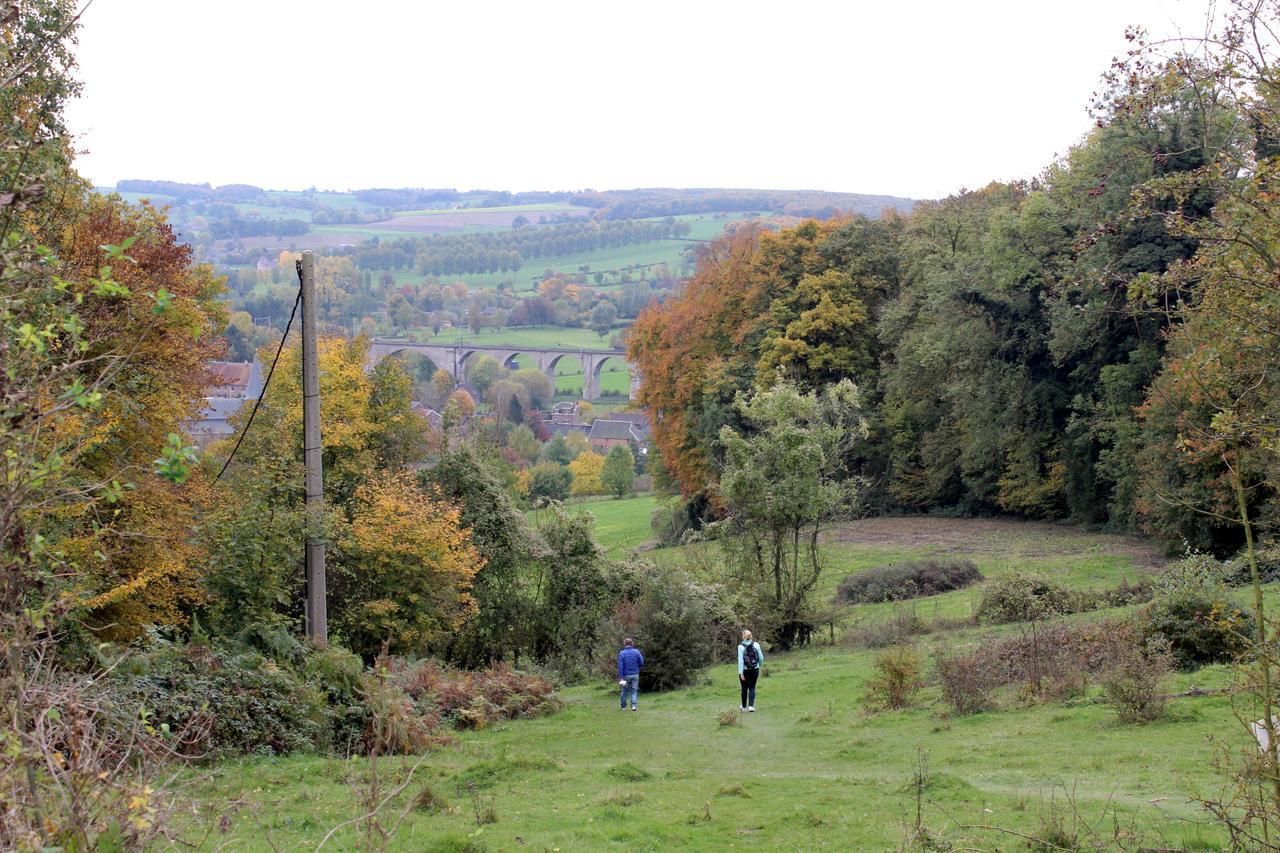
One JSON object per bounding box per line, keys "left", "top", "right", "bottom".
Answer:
{"left": 300, "top": 251, "right": 328, "bottom": 643}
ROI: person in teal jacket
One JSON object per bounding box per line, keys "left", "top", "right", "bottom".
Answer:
{"left": 737, "top": 629, "right": 764, "bottom": 711}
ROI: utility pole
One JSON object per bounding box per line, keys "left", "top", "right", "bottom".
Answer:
{"left": 300, "top": 251, "right": 328, "bottom": 644}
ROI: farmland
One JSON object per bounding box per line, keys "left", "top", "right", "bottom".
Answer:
{"left": 180, "top": 515, "right": 1240, "bottom": 851}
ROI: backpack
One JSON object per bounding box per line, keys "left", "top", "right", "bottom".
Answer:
{"left": 741, "top": 642, "right": 760, "bottom": 670}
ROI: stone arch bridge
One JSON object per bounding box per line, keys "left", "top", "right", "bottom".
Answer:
{"left": 368, "top": 339, "right": 640, "bottom": 401}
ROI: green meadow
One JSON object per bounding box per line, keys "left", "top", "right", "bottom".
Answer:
{"left": 182, "top": 514, "right": 1244, "bottom": 850}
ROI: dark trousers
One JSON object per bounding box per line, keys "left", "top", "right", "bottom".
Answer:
{"left": 740, "top": 668, "right": 759, "bottom": 707}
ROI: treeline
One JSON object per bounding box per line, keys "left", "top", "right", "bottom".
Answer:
{"left": 353, "top": 187, "right": 574, "bottom": 209}
{"left": 340, "top": 218, "right": 694, "bottom": 276}
{"left": 632, "top": 43, "right": 1280, "bottom": 558}
{"left": 569, "top": 187, "right": 918, "bottom": 220}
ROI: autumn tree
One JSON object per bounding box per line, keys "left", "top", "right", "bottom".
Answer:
{"left": 335, "top": 472, "right": 482, "bottom": 659}
{"left": 569, "top": 450, "right": 605, "bottom": 496}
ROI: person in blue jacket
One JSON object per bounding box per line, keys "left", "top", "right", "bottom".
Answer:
{"left": 617, "top": 637, "right": 644, "bottom": 711}
{"left": 738, "top": 629, "right": 764, "bottom": 711}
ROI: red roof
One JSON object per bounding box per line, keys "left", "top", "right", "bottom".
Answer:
{"left": 207, "top": 361, "right": 253, "bottom": 388}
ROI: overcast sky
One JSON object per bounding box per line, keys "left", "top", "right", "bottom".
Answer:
{"left": 66, "top": 0, "right": 1210, "bottom": 200}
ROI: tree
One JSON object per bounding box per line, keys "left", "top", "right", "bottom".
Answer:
{"left": 335, "top": 472, "right": 482, "bottom": 659}
{"left": 449, "top": 387, "right": 476, "bottom": 416}
{"left": 507, "top": 423, "right": 541, "bottom": 465}
{"left": 602, "top": 445, "right": 636, "bottom": 498}
{"left": 421, "top": 445, "right": 550, "bottom": 665}
{"left": 718, "top": 380, "right": 866, "bottom": 649}
{"left": 466, "top": 354, "right": 505, "bottom": 393}
{"left": 431, "top": 368, "right": 455, "bottom": 400}
{"left": 487, "top": 379, "right": 531, "bottom": 425}
{"left": 541, "top": 435, "right": 574, "bottom": 465}
{"left": 569, "top": 451, "right": 605, "bottom": 496}
{"left": 526, "top": 462, "right": 573, "bottom": 503}
{"left": 589, "top": 301, "right": 618, "bottom": 338}
{"left": 510, "top": 367, "right": 554, "bottom": 410}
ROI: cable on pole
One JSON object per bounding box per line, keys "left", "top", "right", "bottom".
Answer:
{"left": 214, "top": 264, "right": 304, "bottom": 482}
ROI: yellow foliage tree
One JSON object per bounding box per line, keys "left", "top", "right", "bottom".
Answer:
{"left": 337, "top": 472, "right": 483, "bottom": 657}
{"left": 569, "top": 451, "right": 605, "bottom": 496}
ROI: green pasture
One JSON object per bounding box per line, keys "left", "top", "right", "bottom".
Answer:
{"left": 181, "top": 515, "right": 1243, "bottom": 850}
{"left": 528, "top": 494, "right": 659, "bottom": 557}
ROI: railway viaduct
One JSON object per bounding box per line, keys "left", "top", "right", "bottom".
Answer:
{"left": 367, "top": 339, "right": 640, "bottom": 401}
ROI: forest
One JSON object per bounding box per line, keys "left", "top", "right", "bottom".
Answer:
{"left": 630, "top": 45, "right": 1280, "bottom": 559}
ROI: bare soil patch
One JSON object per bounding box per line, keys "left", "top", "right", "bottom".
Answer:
{"left": 824, "top": 516, "right": 1171, "bottom": 573}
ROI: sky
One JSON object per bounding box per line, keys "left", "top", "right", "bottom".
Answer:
{"left": 66, "top": 0, "right": 1213, "bottom": 200}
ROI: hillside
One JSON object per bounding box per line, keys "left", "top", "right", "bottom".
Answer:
{"left": 182, "top": 516, "right": 1236, "bottom": 851}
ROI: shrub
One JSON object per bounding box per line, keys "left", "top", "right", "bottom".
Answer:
{"left": 935, "top": 652, "right": 996, "bottom": 715}
{"left": 843, "top": 605, "right": 932, "bottom": 649}
{"left": 597, "top": 562, "right": 737, "bottom": 692}
{"left": 934, "top": 618, "right": 1149, "bottom": 713}
{"left": 835, "top": 558, "right": 983, "bottom": 604}
{"left": 1141, "top": 589, "right": 1254, "bottom": 669}
{"left": 865, "top": 646, "right": 923, "bottom": 710}
{"left": 390, "top": 660, "right": 560, "bottom": 730}
{"left": 975, "top": 572, "right": 1075, "bottom": 624}
{"left": 650, "top": 500, "right": 693, "bottom": 548}
{"left": 1100, "top": 636, "right": 1173, "bottom": 723}
{"left": 106, "top": 641, "right": 329, "bottom": 757}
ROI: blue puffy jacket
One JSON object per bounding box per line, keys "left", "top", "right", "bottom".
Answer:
{"left": 617, "top": 647, "right": 644, "bottom": 678}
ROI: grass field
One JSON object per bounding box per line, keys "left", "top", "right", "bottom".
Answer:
{"left": 181, "top": 515, "right": 1243, "bottom": 850}
{"left": 528, "top": 494, "right": 660, "bottom": 556}
{"left": 381, "top": 213, "right": 753, "bottom": 291}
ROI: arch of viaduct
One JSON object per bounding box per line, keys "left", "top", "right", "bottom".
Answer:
{"left": 368, "top": 339, "right": 641, "bottom": 401}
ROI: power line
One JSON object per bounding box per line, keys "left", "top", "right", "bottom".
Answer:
{"left": 214, "top": 269, "right": 303, "bottom": 482}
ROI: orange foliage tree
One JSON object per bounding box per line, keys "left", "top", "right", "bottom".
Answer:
{"left": 629, "top": 218, "right": 896, "bottom": 497}
{"left": 55, "top": 196, "right": 226, "bottom": 638}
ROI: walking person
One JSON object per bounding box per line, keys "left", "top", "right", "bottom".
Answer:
{"left": 738, "top": 629, "right": 764, "bottom": 712}
{"left": 617, "top": 637, "right": 643, "bottom": 711}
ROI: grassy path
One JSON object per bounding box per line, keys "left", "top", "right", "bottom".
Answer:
{"left": 181, "top": 518, "right": 1238, "bottom": 850}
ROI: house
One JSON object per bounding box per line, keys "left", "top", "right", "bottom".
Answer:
{"left": 185, "top": 360, "right": 264, "bottom": 451}
{"left": 588, "top": 418, "right": 643, "bottom": 452}
{"left": 546, "top": 421, "right": 591, "bottom": 439}
{"left": 410, "top": 401, "right": 444, "bottom": 430}
{"left": 550, "top": 401, "right": 580, "bottom": 424}
{"left": 607, "top": 410, "right": 650, "bottom": 440}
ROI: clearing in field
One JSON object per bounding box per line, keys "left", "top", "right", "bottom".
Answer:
{"left": 186, "top": 516, "right": 1239, "bottom": 851}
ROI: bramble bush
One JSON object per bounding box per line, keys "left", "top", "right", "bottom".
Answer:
{"left": 1140, "top": 588, "right": 1253, "bottom": 669}
{"left": 835, "top": 558, "right": 983, "bottom": 604}
{"left": 975, "top": 572, "right": 1076, "bottom": 624}
{"left": 105, "top": 641, "right": 329, "bottom": 758}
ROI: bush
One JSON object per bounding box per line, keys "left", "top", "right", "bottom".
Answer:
{"left": 835, "top": 558, "right": 983, "bottom": 604}
{"left": 389, "top": 659, "right": 560, "bottom": 730}
{"left": 1141, "top": 589, "right": 1254, "bottom": 669}
{"left": 865, "top": 646, "right": 923, "bottom": 710}
{"left": 650, "top": 500, "right": 693, "bottom": 548}
{"left": 935, "top": 652, "right": 996, "bottom": 715}
{"left": 106, "top": 641, "right": 329, "bottom": 757}
{"left": 975, "top": 572, "right": 1075, "bottom": 624}
{"left": 933, "top": 618, "right": 1149, "bottom": 713}
{"left": 597, "top": 561, "right": 737, "bottom": 692}
{"left": 1100, "top": 635, "right": 1173, "bottom": 723}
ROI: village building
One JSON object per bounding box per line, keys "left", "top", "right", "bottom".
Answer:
{"left": 184, "top": 360, "right": 264, "bottom": 450}
{"left": 588, "top": 418, "right": 644, "bottom": 452}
